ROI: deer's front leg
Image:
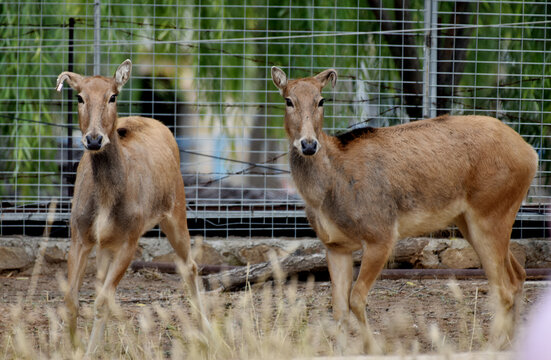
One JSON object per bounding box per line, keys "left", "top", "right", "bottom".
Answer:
{"left": 326, "top": 248, "right": 354, "bottom": 324}
{"left": 349, "top": 238, "right": 394, "bottom": 354}
{"left": 65, "top": 232, "right": 94, "bottom": 347}
{"left": 326, "top": 248, "right": 354, "bottom": 353}
{"left": 86, "top": 235, "right": 139, "bottom": 355}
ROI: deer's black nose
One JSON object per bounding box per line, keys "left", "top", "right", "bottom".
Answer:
{"left": 85, "top": 134, "right": 103, "bottom": 151}
{"left": 301, "top": 138, "right": 318, "bottom": 156}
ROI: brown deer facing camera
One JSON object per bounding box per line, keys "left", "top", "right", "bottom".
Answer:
{"left": 57, "top": 60, "right": 208, "bottom": 354}
{"left": 272, "top": 66, "right": 537, "bottom": 351}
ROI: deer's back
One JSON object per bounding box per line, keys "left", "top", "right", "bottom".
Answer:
{"left": 117, "top": 116, "right": 181, "bottom": 172}
{"left": 336, "top": 115, "right": 536, "bottom": 187}
{"left": 117, "top": 116, "right": 183, "bottom": 208}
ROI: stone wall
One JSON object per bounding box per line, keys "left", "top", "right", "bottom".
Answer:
{"left": 1, "top": 236, "right": 550, "bottom": 273}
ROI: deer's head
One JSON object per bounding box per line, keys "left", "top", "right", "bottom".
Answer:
{"left": 272, "top": 67, "right": 337, "bottom": 157}
{"left": 56, "top": 60, "right": 132, "bottom": 152}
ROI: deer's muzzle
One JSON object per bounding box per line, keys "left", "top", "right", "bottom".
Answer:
{"left": 82, "top": 131, "right": 109, "bottom": 151}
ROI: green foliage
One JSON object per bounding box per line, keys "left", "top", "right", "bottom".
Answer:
{"left": 454, "top": 1, "right": 550, "bottom": 162}
{"left": 1, "top": 0, "right": 549, "bottom": 199}
{"left": 0, "top": 1, "right": 65, "bottom": 198}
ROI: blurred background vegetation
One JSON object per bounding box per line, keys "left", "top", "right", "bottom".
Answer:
{"left": 1, "top": 0, "right": 549, "bottom": 203}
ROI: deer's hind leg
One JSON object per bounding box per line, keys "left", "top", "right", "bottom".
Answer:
{"left": 160, "top": 197, "right": 209, "bottom": 331}
{"left": 457, "top": 210, "right": 525, "bottom": 350}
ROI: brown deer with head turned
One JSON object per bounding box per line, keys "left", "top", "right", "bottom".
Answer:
{"left": 57, "top": 60, "right": 208, "bottom": 354}
{"left": 272, "top": 66, "right": 538, "bottom": 351}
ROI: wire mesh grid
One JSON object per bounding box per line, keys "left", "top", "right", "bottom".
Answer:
{"left": 1, "top": 0, "right": 549, "bottom": 239}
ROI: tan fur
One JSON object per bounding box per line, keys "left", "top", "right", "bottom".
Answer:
{"left": 57, "top": 60, "right": 208, "bottom": 355}
{"left": 272, "top": 66, "right": 538, "bottom": 351}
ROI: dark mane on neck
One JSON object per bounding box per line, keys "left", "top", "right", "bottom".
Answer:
{"left": 334, "top": 126, "right": 377, "bottom": 147}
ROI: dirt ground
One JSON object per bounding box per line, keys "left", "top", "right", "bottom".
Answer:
{"left": 1, "top": 263, "right": 550, "bottom": 356}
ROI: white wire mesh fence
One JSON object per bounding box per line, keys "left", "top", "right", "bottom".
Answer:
{"left": 1, "top": 0, "right": 549, "bottom": 238}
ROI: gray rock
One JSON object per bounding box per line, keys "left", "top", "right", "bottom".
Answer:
{"left": 195, "top": 243, "right": 225, "bottom": 265}
{"left": 43, "top": 245, "right": 66, "bottom": 264}
{"left": 440, "top": 240, "right": 481, "bottom": 269}
{"left": 392, "top": 237, "right": 430, "bottom": 267}
{"left": 239, "top": 244, "right": 289, "bottom": 265}
{"left": 509, "top": 242, "right": 526, "bottom": 268}
{"left": 420, "top": 240, "right": 449, "bottom": 269}
{"left": 0, "top": 246, "right": 33, "bottom": 271}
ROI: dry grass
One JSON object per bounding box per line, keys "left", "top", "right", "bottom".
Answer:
{"left": 1, "top": 276, "right": 321, "bottom": 359}
{"left": 0, "top": 267, "right": 518, "bottom": 360}
{"left": 0, "top": 244, "right": 546, "bottom": 359}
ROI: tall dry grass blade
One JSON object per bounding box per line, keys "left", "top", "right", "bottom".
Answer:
{"left": 448, "top": 279, "right": 468, "bottom": 350}
{"left": 470, "top": 286, "right": 479, "bottom": 351}
{"left": 175, "top": 258, "right": 211, "bottom": 339}
{"left": 26, "top": 199, "right": 57, "bottom": 301}
{"left": 14, "top": 326, "right": 35, "bottom": 360}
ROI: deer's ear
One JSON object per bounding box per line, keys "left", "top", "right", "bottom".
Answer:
{"left": 315, "top": 69, "right": 337, "bottom": 89}
{"left": 56, "top": 72, "right": 84, "bottom": 92}
{"left": 114, "top": 59, "right": 132, "bottom": 90}
{"left": 271, "top": 66, "right": 288, "bottom": 96}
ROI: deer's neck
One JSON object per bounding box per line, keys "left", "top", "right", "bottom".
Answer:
{"left": 289, "top": 135, "right": 336, "bottom": 208}
{"left": 90, "top": 135, "right": 126, "bottom": 204}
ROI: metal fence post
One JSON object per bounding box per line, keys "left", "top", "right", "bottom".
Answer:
{"left": 64, "top": 17, "right": 75, "bottom": 198}
{"left": 94, "top": 0, "right": 101, "bottom": 75}
{"left": 423, "top": 0, "right": 438, "bottom": 119}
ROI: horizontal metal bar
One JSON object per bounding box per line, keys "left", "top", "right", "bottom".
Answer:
{"left": 1, "top": 209, "right": 547, "bottom": 222}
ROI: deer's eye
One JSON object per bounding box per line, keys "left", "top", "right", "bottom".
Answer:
{"left": 285, "top": 98, "right": 294, "bottom": 107}
{"left": 76, "top": 95, "right": 84, "bottom": 104}
{"left": 109, "top": 94, "right": 117, "bottom": 103}
{"left": 318, "top": 98, "right": 325, "bottom": 107}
